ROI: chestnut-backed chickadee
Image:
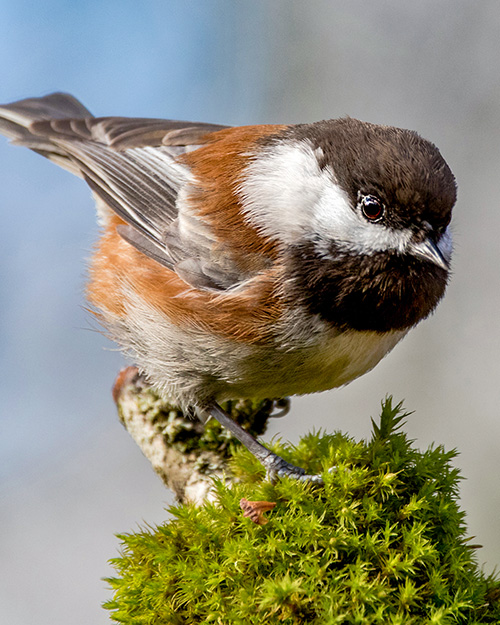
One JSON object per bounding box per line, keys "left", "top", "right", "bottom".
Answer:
{"left": 0, "top": 93, "right": 456, "bottom": 481}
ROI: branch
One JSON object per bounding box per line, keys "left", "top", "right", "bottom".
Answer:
{"left": 112, "top": 366, "right": 280, "bottom": 504}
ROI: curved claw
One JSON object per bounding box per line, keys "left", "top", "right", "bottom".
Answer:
{"left": 270, "top": 398, "right": 291, "bottom": 419}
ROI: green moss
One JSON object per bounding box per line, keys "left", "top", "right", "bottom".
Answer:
{"left": 105, "top": 399, "right": 500, "bottom": 624}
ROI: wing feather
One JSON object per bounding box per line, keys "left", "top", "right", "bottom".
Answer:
{"left": 0, "top": 93, "right": 250, "bottom": 291}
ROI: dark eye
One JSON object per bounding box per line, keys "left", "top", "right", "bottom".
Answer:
{"left": 358, "top": 194, "right": 384, "bottom": 222}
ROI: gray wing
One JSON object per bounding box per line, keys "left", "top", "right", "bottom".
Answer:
{"left": 0, "top": 93, "right": 238, "bottom": 290}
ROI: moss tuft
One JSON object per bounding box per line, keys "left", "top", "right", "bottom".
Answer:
{"left": 105, "top": 398, "right": 500, "bottom": 624}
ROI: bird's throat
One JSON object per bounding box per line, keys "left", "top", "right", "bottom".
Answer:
{"left": 287, "top": 241, "right": 449, "bottom": 333}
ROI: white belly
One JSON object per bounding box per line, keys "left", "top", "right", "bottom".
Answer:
{"left": 222, "top": 326, "right": 407, "bottom": 400}
{"left": 111, "top": 291, "right": 407, "bottom": 405}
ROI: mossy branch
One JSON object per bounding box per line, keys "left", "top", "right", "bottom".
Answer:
{"left": 110, "top": 370, "right": 500, "bottom": 623}
{"left": 113, "top": 366, "right": 278, "bottom": 504}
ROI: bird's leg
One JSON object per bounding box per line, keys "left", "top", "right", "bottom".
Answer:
{"left": 204, "top": 402, "right": 323, "bottom": 484}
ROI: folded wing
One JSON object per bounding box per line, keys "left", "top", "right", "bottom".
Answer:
{"left": 0, "top": 92, "right": 243, "bottom": 290}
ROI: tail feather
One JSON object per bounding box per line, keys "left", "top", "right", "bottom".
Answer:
{"left": 0, "top": 92, "right": 94, "bottom": 175}
{"left": 0, "top": 92, "right": 92, "bottom": 131}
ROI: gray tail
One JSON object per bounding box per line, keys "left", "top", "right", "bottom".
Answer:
{"left": 0, "top": 92, "right": 93, "bottom": 173}
{"left": 0, "top": 92, "right": 92, "bottom": 138}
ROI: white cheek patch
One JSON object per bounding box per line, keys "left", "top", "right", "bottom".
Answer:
{"left": 238, "top": 139, "right": 413, "bottom": 257}
{"left": 237, "top": 140, "right": 332, "bottom": 244}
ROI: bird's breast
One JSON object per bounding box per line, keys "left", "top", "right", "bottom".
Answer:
{"left": 220, "top": 322, "right": 408, "bottom": 400}
{"left": 105, "top": 283, "right": 407, "bottom": 406}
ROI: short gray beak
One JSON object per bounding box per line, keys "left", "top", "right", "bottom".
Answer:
{"left": 409, "top": 238, "right": 449, "bottom": 271}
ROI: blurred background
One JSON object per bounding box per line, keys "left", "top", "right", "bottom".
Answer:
{"left": 1, "top": 1, "right": 499, "bottom": 623}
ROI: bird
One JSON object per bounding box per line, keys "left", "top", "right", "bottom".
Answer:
{"left": 0, "top": 93, "right": 456, "bottom": 482}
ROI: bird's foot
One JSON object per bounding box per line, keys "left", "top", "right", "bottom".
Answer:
{"left": 205, "top": 402, "right": 325, "bottom": 485}
{"left": 262, "top": 451, "right": 324, "bottom": 485}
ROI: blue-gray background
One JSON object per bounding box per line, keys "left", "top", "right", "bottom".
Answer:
{"left": 1, "top": 2, "right": 500, "bottom": 623}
